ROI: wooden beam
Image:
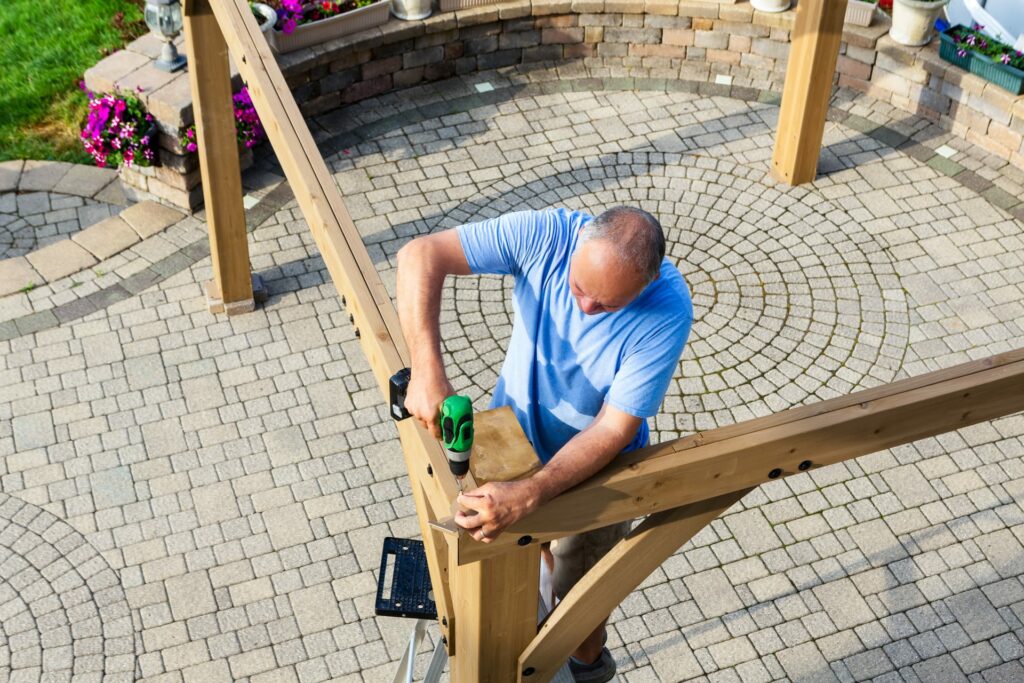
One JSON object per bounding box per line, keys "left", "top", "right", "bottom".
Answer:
{"left": 451, "top": 539, "right": 540, "bottom": 682}
{"left": 206, "top": 0, "right": 462, "bottom": 643}
{"left": 207, "top": 0, "right": 458, "bottom": 510}
{"left": 182, "top": 0, "right": 254, "bottom": 314}
{"left": 455, "top": 348, "right": 1024, "bottom": 564}
{"left": 770, "top": 0, "right": 848, "bottom": 185}
{"left": 518, "top": 489, "right": 752, "bottom": 682}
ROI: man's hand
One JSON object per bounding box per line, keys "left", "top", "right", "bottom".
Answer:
{"left": 454, "top": 479, "right": 541, "bottom": 543}
{"left": 405, "top": 371, "right": 453, "bottom": 439}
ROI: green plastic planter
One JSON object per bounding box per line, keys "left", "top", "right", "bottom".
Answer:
{"left": 970, "top": 53, "right": 1024, "bottom": 95}
{"left": 938, "top": 26, "right": 972, "bottom": 71}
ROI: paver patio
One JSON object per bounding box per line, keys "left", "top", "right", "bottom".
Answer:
{"left": 1, "top": 67, "right": 1023, "bottom": 682}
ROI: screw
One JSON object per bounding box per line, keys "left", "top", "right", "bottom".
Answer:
{"left": 798, "top": 460, "right": 812, "bottom": 471}
{"left": 442, "top": 617, "right": 447, "bottom": 627}
{"left": 426, "top": 465, "right": 433, "bottom": 476}
{"left": 518, "top": 535, "right": 533, "bottom": 546}
{"left": 354, "top": 328, "right": 360, "bottom": 338}
{"left": 768, "top": 468, "right": 782, "bottom": 479}
{"left": 523, "top": 667, "right": 535, "bottom": 676}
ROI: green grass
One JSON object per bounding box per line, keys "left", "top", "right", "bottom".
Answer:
{"left": 0, "top": 0, "right": 147, "bottom": 163}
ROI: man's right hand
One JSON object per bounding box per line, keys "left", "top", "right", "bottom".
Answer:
{"left": 404, "top": 370, "right": 454, "bottom": 439}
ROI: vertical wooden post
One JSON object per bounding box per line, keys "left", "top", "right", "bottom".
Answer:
{"left": 183, "top": 0, "right": 256, "bottom": 315}
{"left": 451, "top": 543, "right": 540, "bottom": 682}
{"left": 770, "top": 0, "right": 849, "bottom": 185}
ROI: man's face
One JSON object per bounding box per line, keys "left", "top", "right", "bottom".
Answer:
{"left": 568, "top": 239, "right": 652, "bottom": 315}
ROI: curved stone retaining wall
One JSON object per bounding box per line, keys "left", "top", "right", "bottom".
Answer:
{"left": 83, "top": 0, "right": 1024, "bottom": 212}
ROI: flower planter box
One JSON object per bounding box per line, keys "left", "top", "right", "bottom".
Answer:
{"left": 939, "top": 25, "right": 1024, "bottom": 95}
{"left": 844, "top": 0, "right": 877, "bottom": 27}
{"left": 971, "top": 53, "right": 1024, "bottom": 95}
{"left": 439, "top": 0, "right": 497, "bottom": 10}
{"left": 268, "top": 0, "right": 390, "bottom": 54}
{"left": 938, "top": 26, "right": 973, "bottom": 71}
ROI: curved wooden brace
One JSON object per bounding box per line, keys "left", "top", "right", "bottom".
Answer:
{"left": 518, "top": 489, "right": 754, "bottom": 682}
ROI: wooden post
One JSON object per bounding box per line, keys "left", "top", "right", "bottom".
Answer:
{"left": 770, "top": 0, "right": 849, "bottom": 185}
{"left": 452, "top": 543, "right": 540, "bottom": 682}
{"left": 183, "top": 0, "right": 256, "bottom": 315}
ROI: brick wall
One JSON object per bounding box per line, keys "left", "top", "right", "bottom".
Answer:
{"left": 83, "top": 0, "right": 1024, "bottom": 213}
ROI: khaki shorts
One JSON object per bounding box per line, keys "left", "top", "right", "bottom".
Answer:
{"left": 550, "top": 520, "right": 632, "bottom": 600}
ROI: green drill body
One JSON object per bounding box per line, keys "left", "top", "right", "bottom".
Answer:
{"left": 440, "top": 395, "right": 473, "bottom": 484}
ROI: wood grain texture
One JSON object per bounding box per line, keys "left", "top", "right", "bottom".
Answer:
{"left": 771, "top": 0, "right": 849, "bottom": 184}
{"left": 452, "top": 540, "right": 540, "bottom": 682}
{"left": 518, "top": 489, "right": 753, "bottom": 682}
{"left": 457, "top": 349, "right": 1024, "bottom": 563}
{"left": 182, "top": 0, "right": 253, "bottom": 307}
{"left": 472, "top": 406, "right": 543, "bottom": 486}
{"left": 203, "top": 0, "right": 461, "bottom": 644}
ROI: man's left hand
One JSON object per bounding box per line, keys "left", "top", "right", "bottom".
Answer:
{"left": 454, "top": 480, "right": 540, "bottom": 543}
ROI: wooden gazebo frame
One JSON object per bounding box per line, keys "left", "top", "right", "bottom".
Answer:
{"left": 181, "top": 1, "right": 1024, "bottom": 680}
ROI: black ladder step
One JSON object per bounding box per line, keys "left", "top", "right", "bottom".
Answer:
{"left": 375, "top": 537, "right": 437, "bottom": 620}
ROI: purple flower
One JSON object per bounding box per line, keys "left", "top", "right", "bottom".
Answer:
{"left": 957, "top": 48, "right": 967, "bottom": 58}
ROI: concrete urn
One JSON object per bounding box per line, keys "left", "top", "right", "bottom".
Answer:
{"left": 890, "top": 0, "right": 951, "bottom": 46}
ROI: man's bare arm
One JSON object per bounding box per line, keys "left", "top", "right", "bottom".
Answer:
{"left": 455, "top": 403, "right": 643, "bottom": 540}
{"left": 395, "top": 230, "right": 472, "bottom": 436}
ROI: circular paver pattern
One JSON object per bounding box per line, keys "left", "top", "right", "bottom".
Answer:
{"left": 0, "top": 494, "right": 135, "bottom": 682}
{"left": 440, "top": 156, "right": 909, "bottom": 434}
{"left": 0, "top": 191, "right": 119, "bottom": 259}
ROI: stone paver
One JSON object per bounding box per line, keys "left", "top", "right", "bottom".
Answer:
{"left": 71, "top": 214, "right": 142, "bottom": 260}
{"left": 0, "top": 256, "right": 40, "bottom": 297}
{"left": 0, "top": 66, "right": 1022, "bottom": 683}
{"left": 119, "top": 200, "right": 187, "bottom": 239}
{"left": 25, "top": 237, "right": 97, "bottom": 281}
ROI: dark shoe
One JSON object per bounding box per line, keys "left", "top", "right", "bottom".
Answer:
{"left": 568, "top": 647, "right": 616, "bottom": 682}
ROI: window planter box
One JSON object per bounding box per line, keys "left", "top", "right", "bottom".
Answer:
{"left": 939, "top": 25, "right": 1024, "bottom": 95}
{"left": 439, "top": 0, "right": 497, "bottom": 10}
{"left": 268, "top": 1, "right": 391, "bottom": 54}
{"left": 970, "top": 52, "right": 1024, "bottom": 95}
{"left": 844, "top": 0, "right": 877, "bottom": 27}
{"left": 938, "top": 25, "right": 973, "bottom": 71}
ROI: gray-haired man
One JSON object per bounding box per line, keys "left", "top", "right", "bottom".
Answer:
{"left": 397, "top": 206, "right": 693, "bottom": 680}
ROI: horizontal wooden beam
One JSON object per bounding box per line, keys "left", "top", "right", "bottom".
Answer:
{"left": 455, "top": 348, "right": 1024, "bottom": 564}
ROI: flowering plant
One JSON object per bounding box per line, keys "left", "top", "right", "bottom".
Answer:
{"left": 268, "top": 0, "right": 374, "bottom": 34}
{"left": 948, "top": 24, "right": 1024, "bottom": 69}
{"left": 79, "top": 84, "right": 155, "bottom": 169}
{"left": 179, "top": 87, "right": 266, "bottom": 154}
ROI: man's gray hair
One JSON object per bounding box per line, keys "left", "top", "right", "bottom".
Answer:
{"left": 579, "top": 206, "right": 665, "bottom": 284}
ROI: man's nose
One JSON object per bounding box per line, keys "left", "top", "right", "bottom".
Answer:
{"left": 580, "top": 297, "right": 602, "bottom": 315}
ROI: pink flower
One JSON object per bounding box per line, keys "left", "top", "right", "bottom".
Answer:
{"left": 1001, "top": 53, "right": 1012, "bottom": 64}
{"left": 283, "top": 17, "right": 297, "bottom": 33}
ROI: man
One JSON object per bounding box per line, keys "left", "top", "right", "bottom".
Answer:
{"left": 396, "top": 206, "right": 692, "bottom": 681}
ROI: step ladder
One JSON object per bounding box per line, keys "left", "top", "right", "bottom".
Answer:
{"left": 375, "top": 537, "right": 574, "bottom": 682}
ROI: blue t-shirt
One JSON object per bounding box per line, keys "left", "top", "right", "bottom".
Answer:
{"left": 457, "top": 208, "right": 693, "bottom": 463}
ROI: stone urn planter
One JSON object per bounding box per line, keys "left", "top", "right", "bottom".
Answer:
{"left": 268, "top": 0, "right": 391, "bottom": 54}
{"left": 749, "top": 0, "right": 791, "bottom": 12}
{"left": 251, "top": 3, "right": 277, "bottom": 33}
{"left": 889, "top": 0, "right": 950, "bottom": 46}
{"left": 391, "top": 0, "right": 430, "bottom": 20}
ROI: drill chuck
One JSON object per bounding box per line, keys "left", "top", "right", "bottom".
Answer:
{"left": 445, "top": 447, "right": 471, "bottom": 478}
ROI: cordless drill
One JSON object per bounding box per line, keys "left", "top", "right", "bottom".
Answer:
{"left": 440, "top": 395, "right": 473, "bottom": 489}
